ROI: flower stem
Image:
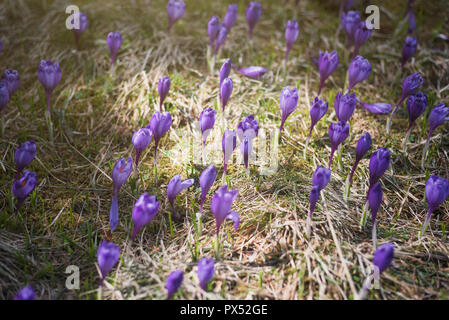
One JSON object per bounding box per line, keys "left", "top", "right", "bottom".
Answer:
{"left": 421, "top": 131, "right": 431, "bottom": 169}
{"left": 402, "top": 124, "right": 413, "bottom": 152}
{"left": 360, "top": 200, "right": 369, "bottom": 227}
{"left": 154, "top": 146, "right": 158, "bottom": 185}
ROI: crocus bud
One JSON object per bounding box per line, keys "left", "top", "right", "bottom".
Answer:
{"left": 407, "top": 10, "right": 416, "bottom": 33}
{"left": 15, "top": 140, "right": 36, "bottom": 175}
{"left": 167, "top": 0, "right": 186, "bottom": 31}
{"left": 358, "top": 101, "right": 392, "bottom": 114}
{"left": 132, "top": 128, "right": 153, "bottom": 167}
{"left": 220, "top": 77, "right": 233, "bottom": 113}
{"left": 208, "top": 16, "right": 220, "bottom": 50}
{"left": 406, "top": 92, "right": 427, "bottom": 129}
{"left": 423, "top": 176, "right": 449, "bottom": 234}
{"left": 107, "top": 32, "right": 122, "bottom": 66}
{"left": 211, "top": 185, "right": 239, "bottom": 235}
{"left": 328, "top": 121, "right": 350, "bottom": 168}
{"left": 198, "top": 258, "right": 214, "bottom": 291}
{"left": 12, "top": 170, "right": 37, "bottom": 212}
{"left": 279, "top": 87, "right": 299, "bottom": 133}
{"left": 237, "top": 114, "right": 259, "bottom": 141}
{"left": 72, "top": 12, "right": 88, "bottom": 49}
{"left": 334, "top": 92, "right": 356, "bottom": 123}
{"left": 1, "top": 69, "right": 20, "bottom": 96}
{"left": 285, "top": 20, "right": 299, "bottom": 62}
{"left": 223, "top": 4, "right": 238, "bottom": 31}
{"left": 37, "top": 60, "right": 61, "bottom": 112}
{"left": 110, "top": 157, "right": 133, "bottom": 231}
{"left": 148, "top": 111, "right": 172, "bottom": 148}
{"left": 199, "top": 164, "right": 217, "bottom": 213}
{"left": 348, "top": 56, "right": 371, "bottom": 92}
{"left": 401, "top": 73, "right": 424, "bottom": 102}
{"left": 308, "top": 96, "right": 328, "bottom": 137}
{"left": 214, "top": 25, "right": 228, "bottom": 56}
{"left": 317, "top": 50, "right": 339, "bottom": 95}
{"left": 312, "top": 166, "right": 331, "bottom": 191}
{"left": 368, "top": 182, "right": 383, "bottom": 225}
{"left": 373, "top": 242, "right": 394, "bottom": 274}
{"left": 233, "top": 65, "right": 268, "bottom": 80}
{"left": 222, "top": 129, "right": 237, "bottom": 175}
{"left": 14, "top": 286, "right": 35, "bottom": 300}
{"left": 157, "top": 76, "right": 171, "bottom": 111}
{"left": 353, "top": 21, "right": 372, "bottom": 56}
{"left": 199, "top": 108, "right": 216, "bottom": 145}
{"left": 220, "top": 59, "right": 231, "bottom": 86}
{"left": 167, "top": 174, "right": 194, "bottom": 215}
{"left": 246, "top": 2, "right": 261, "bottom": 40}
{"left": 401, "top": 36, "right": 417, "bottom": 67}
{"left": 428, "top": 103, "right": 449, "bottom": 135}
{"left": 97, "top": 240, "right": 120, "bottom": 286}
{"left": 349, "top": 132, "right": 371, "bottom": 184}
{"left": 369, "top": 148, "right": 390, "bottom": 186}
{"left": 240, "top": 137, "right": 252, "bottom": 170}
{"left": 340, "top": 10, "right": 361, "bottom": 46}
{"left": 0, "top": 80, "right": 9, "bottom": 112}
{"left": 165, "top": 270, "right": 184, "bottom": 299}
{"left": 131, "top": 193, "right": 160, "bottom": 241}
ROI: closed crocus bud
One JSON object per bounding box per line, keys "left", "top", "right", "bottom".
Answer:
{"left": 373, "top": 242, "right": 394, "bottom": 274}
{"left": 132, "top": 128, "right": 153, "bottom": 167}
{"left": 211, "top": 185, "right": 239, "bottom": 235}
{"left": 406, "top": 92, "right": 427, "bottom": 129}
{"left": 165, "top": 270, "right": 184, "bottom": 299}
{"left": 422, "top": 175, "right": 449, "bottom": 235}
{"left": 317, "top": 50, "right": 339, "bottom": 95}
{"left": 369, "top": 148, "right": 390, "bottom": 187}
{"left": 72, "top": 12, "right": 88, "bottom": 49}
{"left": 157, "top": 76, "right": 171, "bottom": 112}
{"left": 167, "top": 0, "right": 186, "bottom": 31}
{"left": 220, "top": 59, "right": 231, "bottom": 86}
{"left": 1, "top": 69, "right": 20, "bottom": 96}
{"left": 222, "top": 129, "right": 237, "bottom": 175}
{"left": 148, "top": 111, "right": 172, "bottom": 149}
{"left": 279, "top": 87, "right": 299, "bottom": 133}
{"left": 109, "top": 157, "right": 133, "bottom": 231}
{"left": 401, "top": 36, "right": 418, "bottom": 67}
{"left": 220, "top": 77, "right": 233, "bottom": 113}
{"left": 37, "top": 60, "right": 61, "bottom": 112}
{"left": 199, "top": 164, "right": 217, "bottom": 214}
{"left": 285, "top": 20, "right": 299, "bottom": 62}
{"left": 308, "top": 96, "right": 328, "bottom": 138}
{"left": 328, "top": 121, "right": 350, "bottom": 168}
{"left": 15, "top": 140, "right": 36, "bottom": 175}
{"left": 0, "top": 80, "right": 9, "bottom": 112}
{"left": 131, "top": 193, "right": 160, "bottom": 241}
{"left": 214, "top": 25, "right": 228, "bottom": 57}
{"left": 312, "top": 166, "right": 331, "bottom": 191}
{"left": 208, "top": 16, "right": 220, "bottom": 50}
{"left": 246, "top": 2, "right": 261, "bottom": 40}
{"left": 334, "top": 92, "right": 357, "bottom": 122}
{"left": 167, "top": 174, "right": 194, "bottom": 216}
{"left": 428, "top": 103, "right": 449, "bottom": 135}
{"left": 106, "top": 32, "right": 122, "bottom": 66}
{"left": 233, "top": 65, "right": 268, "bottom": 80}
{"left": 368, "top": 182, "right": 383, "bottom": 226}
{"left": 349, "top": 132, "right": 371, "bottom": 184}
{"left": 353, "top": 21, "right": 372, "bottom": 57}
{"left": 97, "top": 240, "right": 120, "bottom": 286}
{"left": 408, "top": 10, "right": 416, "bottom": 33}
{"left": 14, "top": 285, "right": 35, "bottom": 300}
{"left": 12, "top": 170, "right": 37, "bottom": 212}
{"left": 348, "top": 56, "right": 371, "bottom": 92}
{"left": 340, "top": 10, "right": 361, "bottom": 47}
{"left": 199, "top": 108, "right": 216, "bottom": 145}
{"left": 223, "top": 4, "right": 238, "bottom": 31}
{"left": 359, "top": 101, "right": 392, "bottom": 114}
{"left": 198, "top": 258, "right": 214, "bottom": 291}
{"left": 237, "top": 114, "right": 259, "bottom": 141}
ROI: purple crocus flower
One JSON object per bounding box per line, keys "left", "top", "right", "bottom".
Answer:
{"left": 368, "top": 182, "right": 383, "bottom": 246}
{"left": 167, "top": 174, "right": 194, "bottom": 216}
{"left": 317, "top": 50, "right": 339, "bottom": 96}
{"left": 167, "top": 0, "right": 186, "bottom": 31}
{"left": 220, "top": 77, "right": 233, "bottom": 113}
{"left": 106, "top": 32, "right": 122, "bottom": 66}
{"left": 373, "top": 242, "right": 394, "bottom": 274}
{"left": 401, "top": 36, "right": 418, "bottom": 67}
{"left": 334, "top": 92, "right": 356, "bottom": 123}
{"left": 237, "top": 114, "right": 259, "bottom": 141}
{"left": 312, "top": 166, "right": 331, "bottom": 191}
{"left": 158, "top": 76, "right": 171, "bottom": 112}
{"left": 403, "top": 92, "right": 427, "bottom": 149}
{"left": 214, "top": 25, "right": 228, "bottom": 57}
{"left": 353, "top": 21, "right": 372, "bottom": 58}
{"left": 348, "top": 56, "right": 371, "bottom": 92}
{"left": 428, "top": 103, "right": 449, "bottom": 137}
{"left": 358, "top": 101, "right": 392, "bottom": 114}
{"left": 222, "top": 129, "right": 237, "bottom": 176}
{"left": 340, "top": 10, "right": 361, "bottom": 47}
{"left": 1, "top": 69, "right": 20, "bottom": 96}
{"left": 422, "top": 175, "right": 449, "bottom": 236}
{"left": 132, "top": 128, "right": 153, "bottom": 168}
{"left": 72, "top": 12, "right": 88, "bottom": 50}
{"left": 148, "top": 111, "right": 172, "bottom": 167}
{"left": 198, "top": 258, "right": 214, "bottom": 291}
{"left": 131, "top": 193, "right": 160, "bottom": 242}
{"left": 37, "top": 60, "right": 61, "bottom": 112}
{"left": 0, "top": 80, "right": 9, "bottom": 114}
{"left": 15, "top": 140, "right": 36, "bottom": 176}
{"left": 208, "top": 16, "right": 220, "bottom": 51}
{"left": 223, "top": 4, "right": 238, "bottom": 31}
{"left": 369, "top": 148, "right": 390, "bottom": 187}
{"left": 348, "top": 132, "right": 371, "bottom": 184}
{"left": 109, "top": 157, "right": 133, "bottom": 231}
{"left": 308, "top": 96, "right": 328, "bottom": 138}
{"left": 240, "top": 137, "right": 252, "bottom": 171}
{"left": 14, "top": 285, "right": 35, "bottom": 300}
{"left": 97, "top": 240, "right": 120, "bottom": 286}
{"left": 220, "top": 59, "right": 231, "bottom": 86}
{"left": 199, "top": 164, "right": 217, "bottom": 214}
{"left": 279, "top": 87, "right": 299, "bottom": 133}
{"left": 285, "top": 20, "right": 299, "bottom": 63}
{"left": 12, "top": 170, "right": 37, "bottom": 213}
{"left": 246, "top": 2, "right": 261, "bottom": 40}
{"left": 199, "top": 107, "right": 216, "bottom": 146}
{"left": 211, "top": 185, "right": 239, "bottom": 235}
{"left": 309, "top": 185, "right": 321, "bottom": 220}
{"left": 328, "top": 121, "right": 350, "bottom": 168}
{"left": 232, "top": 65, "right": 268, "bottom": 80}
{"left": 407, "top": 7, "right": 417, "bottom": 33}
{"left": 165, "top": 270, "right": 184, "bottom": 299}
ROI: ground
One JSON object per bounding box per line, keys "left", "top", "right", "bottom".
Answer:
{"left": 0, "top": 0, "right": 449, "bottom": 300}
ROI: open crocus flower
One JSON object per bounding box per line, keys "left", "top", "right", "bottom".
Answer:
{"left": 37, "top": 60, "right": 61, "bottom": 113}
{"left": 208, "top": 16, "right": 220, "bottom": 51}
{"left": 199, "top": 164, "right": 217, "bottom": 215}
{"left": 132, "top": 128, "right": 153, "bottom": 168}
{"left": 72, "top": 12, "right": 88, "bottom": 50}
{"left": 15, "top": 140, "right": 36, "bottom": 177}
{"left": 340, "top": 10, "right": 361, "bottom": 47}
{"left": 97, "top": 240, "right": 120, "bottom": 286}
{"left": 198, "top": 258, "right": 214, "bottom": 291}
{"left": 368, "top": 182, "right": 383, "bottom": 247}
{"left": 348, "top": 56, "right": 371, "bottom": 92}
{"left": 421, "top": 175, "right": 449, "bottom": 236}
{"left": 422, "top": 103, "right": 448, "bottom": 166}
{"left": 106, "top": 32, "right": 122, "bottom": 66}
{"left": 237, "top": 114, "right": 259, "bottom": 141}
{"left": 401, "top": 36, "right": 417, "bottom": 67}
{"left": 109, "top": 157, "right": 133, "bottom": 231}
{"left": 348, "top": 132, "right": 371, "bottom": 184}
{"left": 220, "top": 59, "right": 231, "bottom": 86}
{"left": 308, "top": 96, "right": 328, "bottom": 138}
{"left": 214, "top": 25, "right": 228, "bottom": 57}
{"left": 334, "top": 92, "right": 356, "bottom": 123}
{"left": 284, "top": 20, "right": 299, "bottom": 64}
{"left": 167, "top": 0, "right": 186, "bottom": 31}
{"left": 211, "top": 185, "right": 239, "bottom": 236}
{"left": 279, "top": 87, "right": 299, "bottom": 134}
{"left": 317, "top": 50, "right": 339, "bottom": 96}
{"left": 165, "top": 270, "right": 184, "bottom": 299}
{"left": 358, "top": 101, "right": 392, "bottom": 114}
{"left": 131, "top": 193, "right": 160, "bottom": 242}
{"left": 222, "top": 129, "right": 237, "bottom": 177}
{"left": 246, "top": 1, "right": 261, "bottom": 40}
{"left": 12, "top": 170, "right": 37, "bottom": 213}
{"left": 148, "top": 111, "right": 172, "bottom": 181}
{"left": 368, "top": 148, "right": 390, "bottom": 187}
{"left": 223, "top": 4, "right": 238, "bottom": 31}
{"left": 2, "top": 69, "right": 20, "bottom": 96}
{"left": 307, "top": 166, "right": 331, "bottom": 235}
{"left": 167, "top": 174, "right": 194, "bottom": 217}
{"left": 352, "top": 21, "right": 372, "bottom": 58}
{"left": 328, "top": 121, "right": 350, "bottom": 168}
{"left": 14, "top": 285, "right": 35, "bottom": 300}
{"left": 403, "top": 92, "right": 427, "bottom": 150}
{"left": 157, "top": 76, "right": 171, "bottom": 112}
{"left": 232, "top": 65, "right": 268, "bottom": 80}
{"left": 220, "top": 77, "right": 233, "bottom": 113}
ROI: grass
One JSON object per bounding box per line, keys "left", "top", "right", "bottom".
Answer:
{"left": 0, "top": 0, "right": 449, "bottom": 300}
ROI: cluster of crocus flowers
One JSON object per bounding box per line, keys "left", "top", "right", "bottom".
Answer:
{"left": 245, "top": 2, "right": 261, "bottom": 41}
{"left": 97, "top": 240, "right": 120, "bottom": 286}
{"left": 422, "top": 103, "right": 448, "bottom": 167}
{"left": 223, "top": 4, "right": 238, "bottom": 32}
{"left": 307, "top": 166, "right": 331, "bottom": 235}
{"left": 403, "top": 92, "right": 427, "bottom": 151}
{"left": 222, "top": 129, "right": 237, "bottom": 179}
{"left": 131, "top": 193, "right": 160, "bottom": 242}
{"left": 284, "top": 20, "right": 299, "bottom": 66}
{"left": 237, "top": 115, "right": 259, "bottom": 173}
{"left": 199, "top": 108, "right": 216, "bottom": 164}
{"left": 317, "top": 50, "right": 339, "bottom": 96}
{"left": 72, "top": 12, "right": 88, "bottom": 50}
{"left": 279, "top": 86, "right": 299, "bottom": 134}
{"left": 421, "top": 175, "right": 449, "bottom": 237}
{"left": 132, "top": 127, "right": 152, "bottom": 170}
{"left": 12, "top": 170, "right": 38, "bottom": 214}
{"left": 347, "top": 56, "right": 371, "bottom": 92}
{"left": 109, "top": 157, "right": 132, "bottom": 231}
{"left": 37, "top": 60, "right": 62, "bottom": 113}
{"left": 165, "top": 269, "right": 183, "bottom": 299}
{"left": 167, "top": 174, "right": 194, "bottom": 218}
{"left": 157, "top": 76, "right": 171, "bottom": 112}
{"left": 401, "top": 36, "right": 417, "bottom": 67}
{"left": 166, "top": 0, "right": 186, "bottom": 31}
{"left": 328, "top": 121, "right": 350, "bottom": 168}
{"left": 148, "top": 111, "right": 172, "bottom": 182}
{"left": 14, "top": 285, "right": 36, "bottom": 300}
{"left": 198, "top": 258, "right": 214, "bottom": 291}
{"left": 106, "top": 32, "right": 122, "bottom": 67}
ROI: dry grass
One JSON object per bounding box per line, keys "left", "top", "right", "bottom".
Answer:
{"left": 0, "top": 0, "right": 448, "bottom": 300}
